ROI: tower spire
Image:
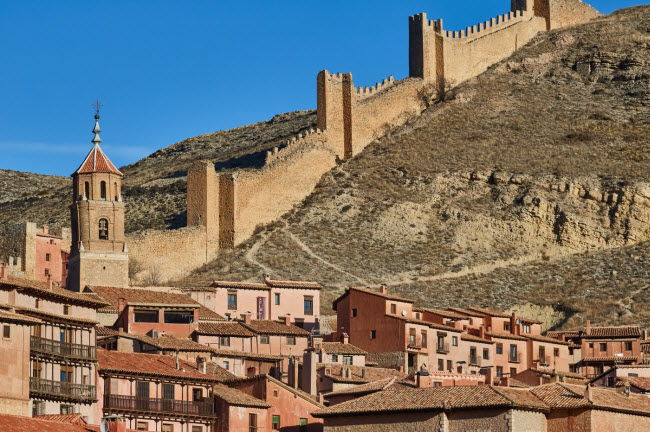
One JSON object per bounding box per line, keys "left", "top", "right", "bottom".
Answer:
{"left": 92, "top": 99, "right": 103, "bottom": 145}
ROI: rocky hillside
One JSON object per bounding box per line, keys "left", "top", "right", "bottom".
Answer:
{"left": 2, "top": 6, "right": 649, "bottom": 330}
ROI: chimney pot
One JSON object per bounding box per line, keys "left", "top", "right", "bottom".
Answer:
{"left": 282, "top": 315, "right": 291, "bottom": 326}
{"left": 379, "top": 284, "right": 387, "bottom": 294}
{"left": 46, "top": 275, "right": 52, "bottom": 290}
{"left": 242, "top": 313, "right": 252, "bottom": 324}
{"left": 361, "top": 367, "right": 366, "bottom": 378}
{"left": 263, "top": 273, "right": 272, "bottom": 283}
{"left": 0, "top": 263, "right": 8, "bottom": 281}
{"left": 318, "top": 393, "right": 324, "bottom": 404}
{"left": 585, "top": 320, "right": 591, "bottom": 336}
{"left": 586, "top": 384, "right": 593, "bottom": 402}
{"left": 340, "top": 332, "right": 349, "bottom": 345}
{"left": 117, "top": 297, "right": 126, "bottom": 314}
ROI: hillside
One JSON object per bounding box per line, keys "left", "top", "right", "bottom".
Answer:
{"left": 178, "top": 6, "right": 650, "bottom": 329}
{"left": 1, "top": 6, "right": 649, "bottom": 330}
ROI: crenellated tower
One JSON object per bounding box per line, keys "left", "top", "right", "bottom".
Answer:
{"left": 66, "top": 111, "right": 129, "bottom": 291}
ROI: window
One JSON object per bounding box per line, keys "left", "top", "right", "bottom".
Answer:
{"left": 60, "top": 404, "right": 75, "bottom": 414}
{"left": 352, "top": 308, "right": 357, "bottom": 317}
{"left": 470, "top": 347, "right": 477, "bottom": 365}
{"left": 496, "top": 366, "right": 503, "bottom": 377}
{"left": 299, "top": 418, "right": 308, "bottom": 432}
{"left": 331, "top": 354, "right": 338, "bottom": 362}
{"left": 600, "top": 343, "right": 607, "bottom": 352}
{"left": 99, "top": 218, "right": 109, "bottom": 240}
{"left": 137, "top": 422, "right": 149, "bottom": 431}
{"left": 433, "top": 381, "right": 442, "bottom": 387}
{"left": 510, "top": 367, "right": 517, "bottom": 377}
{"left": 223, "top": 361, "right": 230, "bottom": 369}
{"left": 100, "top": 181, "right": 107, "bottom": 200}
{"left": 343, "top": 355, "right": 353, "bottom": 365}
{"left": 63, "top": 305, "right": 70, "bottom": 315}
{"left": 84, "top": 182, "right": 90, "bottom": 199}
{"left": 191, "top": 427, "right": 203, "bottom": 432}
{"left": 409, "top": 328, "right": 416, "bottom": 345}
{"left": 260, "top": 335, "right": 269, "bottom": 344}
{"left": 162, "top": 383, "right": 175, "bottom": 400}
{"left": 44, "top": 269, "right": 49, "bottom": 276}
{"left": 304, "top": 296, "right": 314, "bottom": 315}
{"left": 469, "top": 319, "right": 473, "bottom": 325}
{"left": 569, "top": 347, "right": 574, "bottom": 355}
{"left": 452, "top": 336, "right": 458, "bottom": 347}
{"left": 134, "top": 310, "right": 159, "bottom": 323}
{"left": 625, "top": 342, "right": 633, "bottom": 351}
{"left": 272, "top": 415, "right": 280, "bottom": 430}
{"left": 164, "top": 310, "right": 194, "bottom": 324}
{"left": 45, "top": 253, "right": 51, "bottom": 262}
{"left": 60, "top": 365, "right": 73, "bottom": 383}
{"left": 509, "top": 345, "right": 519, "bottom": 362}
{"left": 32, "top": 400, "right": 46, "bottom": 417}
{"left": 416, "top": 312, "right": 421, "bottom": 320}
{"left": 628, "top": 373, "right": 639, "bottom": 377}
{"left": 607, "top": 377, "right": 616, "bottom": 387}
{"left": 2, "top": 325, "right": 10, "bottom": 339}
{"left": 114, "top": 182, "right": 119, "bottom": 200}
{"left": 35, "top": 299, "right": 41, "bottom": 309}
{"left": 421, "top": 331, "right": 427, "bottom": 348}
{"left": 496, "top": 343, "right": 503, "bottom": 355}
{"left": 554, "top": 348, "right": 560, "bottom": 357}
{"left": 390, "top": 304, "right": 397, "bottom": 314}
{"left": 227, "top": 292, "right": 237, "bottom": 310}
{"left": 273, "top": 389, "right": 279, "bottom": 398}
{"left": 438, "top": 359, "right": 444, "bottom": 371}
{"left": 447, "top": 360, "right": 452, "bottom": 371}
{"left": 275, "top": 293, "right": 280, "bottom": 305}
{"left": 588, "top": 342, "right": 594, "bottom": 349}
{"left": 370, "top": 330, "right": 376, "bottom": 339}
{"left": 286, "top": 336, "right": 296, "bottom": 345}
{"left": 60, "top": 328, "right": 72, "bottom": 343}
{"left": 162, "top": 424, "right": 173, "bottom": 432}
{"left": 220, "top": 336, "right": 230, "bottom": 347}
{"left": 249, "top": 413, "right": 257, "bottom": 432}
{"left": 193, "top": 388, "right": 203, "bottom": 401}
{"left": 539, "top": 347, "right": 546, "bottom": 362}
{"left": 136, "top": 381, "right": 150, "bottom": 398}
{"left": 32, "top": 360, "right": 43, "bottom": 378}
{"left": 522, "top": 324, "right": 530, "bottom": 333}
{"left": 483, "top": 348, "right": 490, "bottom": 360}
{"left": 504, "top": 323, "right": 511, "bottom": 331}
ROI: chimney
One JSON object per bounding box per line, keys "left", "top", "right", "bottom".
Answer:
{"left": 318, "top": 393, "right": 324, "bottom": 404}
{"left": 263, "top": 273, "right": 272, "bottom": 284}
{"left": 46, "top": 274, "right": 52, "bottom": 290}
{"left": 379, "top": 284, "right": 387, "bottom": 294}
{"left": 511, "top": 312, "right": 518, "bottom": 335}
{"left": 585, "top": 320, "right": 591, "bottom": 336}
{"left": 479, "top": 326, "right": 485, "bottom": 339}
{"left": 0, "top": 263, "right": 7, "bottom": 280}
{"left": 361, "top": 367, "right": 366, "bottom": 379}
{"left": 282, "top": 315, "right": 291, "bottom": 326}
{"left": 501, "top": 377, "right": 510, "bottom": 387}
{"left": 242, "top": 312, "right": 252, "bottom": 324}
{"left": 642, "top": 329, "right": 647, "bottom": 341}
{"left": 559, "top": 334, "right": 566, "bottom": 342}
{"left": 102, "top": 416, "right": 127, "bottom": 432}
{"left": 196, "top": 356, "right": 207, "bottom": 374}
{"left": 586, "top": 384, "right": 593, "bottom": 402}
{"left": 288, "top": 357, "right": 298, "bottom": 388}
{"left": 247, "top": 366, "right": 259, "bottom": 378}
{"left": 340, "top": 332, "right": 349, "bottom": 345}
{"left": 175, "top": 350, "right": 180, "bottom": 370}
{"left": 345, "top": 367, "right": 350, "bottom": 378}
{"left": 399, "top": 365, "right": 404, "bottom": 373}
{"left": 301, "top": 350, "right": 318, "bottom": 396}
{"left": 117, "top": 297, "right": 126, "bottom": 315}
{"left": 42, "top": 225, "right": 49, "bottom": 235}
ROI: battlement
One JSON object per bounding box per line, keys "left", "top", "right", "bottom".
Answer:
{"left": 355, "top": 75, "right": 395, "bottom": 100}
{"left": 264, "top": 128, "right": 328, "bottom": 166}
{"left": 439, "top": 9, "right": 533, "bottom": 41}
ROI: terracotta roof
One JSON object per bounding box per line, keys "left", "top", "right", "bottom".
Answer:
{"left": 466, "top": 306, "right": 512, "bottom": 319}
{"left": 446, "top": 307, "right": 485, "bottom": 318}
{"left": 0, "top": 276, "right": 108, "bottom": 308}
{"left": 210, "top": 277, "right": 321, "bottom": 291}
{"left": 509, "top": 378, "right": 532, "bottom": 388}
{"left": 546, "top": 330, "right": 581, "bottom": 338}
{"left": 532, "top": 383, "right": 650, "bottom": 416}
{"left": 461, "top": 333, "right": 495, "bottom": 344}
{"left": 212, "top": 383, "right": 271, "bottom": 408}
{"left": 100, "top": 332, "right": 215, "bottom": 353}
{"left": 642, "top": 343, "right": 650, "bottom": 353}
{"left": 211, "top": 281, "right": 269, "bottom": 290}
{"left": 34, "top": 414, "right": 87, "bottom": 425}
{"left": 525, "top": 334, "right": 571, "bottom": 345}
{"left": 333, "top": 286, "right": 414, "bottom": 310}
{"left": 194, "top": 321, "right": 254, "bottom": 337}
{"left": 0, "top": 415, "right": 98, "bottom": 432}
{"left": 0, "top": 304, "right": 98, "bottom": 326}
{"left": 486, "top": 331, "right": 528, "bottom": 341}
{"left": 386, "top": 314, "right": 463, "bottom": 333}
{"left": 97, "top": 349, "right": 232, "bottom": 382}
{"left": 74, "top": 143, "right": 122, "bottom": 176}
{"left": 265, "top": 279, "right": 321, "bottom": 289}
{"left": 413, "top": 307, "right": 468, "bottom": 320}
{"left": 588, "top": 365, "right": 650, "bottom": 383}
{"left": 320, "top": 342, "right": 367, "bottom": 355}
{"left": 325, "top": 377, "right": 397, "bottom": 398}
{"left": 318, "top": 363, "right": 407, "bottom": 384}
{"left": 582, "top": 356, "right": 639, "bottom": 362}
{"left": 617, "top": 377, "right": 650, "bottom": 392}
{"left": 529, "top": 367, "right": 586, "bottom": 380}
{"left": 96, "top": 326, "right": 118, "bottom": 337}
{"left": 211, "top": 349, "right": 283, "bottom": 362}
{"left": 313, "top": 385, "right": 548, "bottom": 417}
{"left": 586, "top": 326, "right": 642, "bottom": 338}
{"left": 225, "top": 374, "right": 324, "bottom": 407}
{"left": 0, "top": 308, "right": 42, "bottom": 325}
{"left": 85, "top": 285, "right": 224, "bottom": 321}
{"left": 241, "top": 319, "right": 310, "bottom": 336}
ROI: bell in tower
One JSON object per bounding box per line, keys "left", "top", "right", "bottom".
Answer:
{"left": 66, "top": 106, "right": 129, "bottom": 291}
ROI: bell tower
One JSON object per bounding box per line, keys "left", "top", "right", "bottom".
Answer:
{"left": 67, "top": 107, "right": 129, "bottom": 291}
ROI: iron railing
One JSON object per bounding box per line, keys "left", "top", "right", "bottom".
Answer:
{"left": 437, "top": 343, "right": 450, "bottom": 354}
{"left": 31, "top": 336, "right": 96, "bottom": 361}
{"left": 536, "top": 355, "right": 551, "bottom": 366}
{"left": 469, "top": 354, "right": 481, "bottom": 366}
{"left": 30, "top": 377, "right": 96, "bottom": 401}
{"left": 103, "top": 394, "right": 214, "bottom": 417}
{"left": 509, "top": 353, "right": 522, "bottom": 363}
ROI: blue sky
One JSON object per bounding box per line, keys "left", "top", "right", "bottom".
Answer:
{"left": 0, "top": 0, "right": 643, "bottom": 176}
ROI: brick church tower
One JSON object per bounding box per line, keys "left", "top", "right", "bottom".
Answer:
{"left": 66, "top": 111, "right": 129, "bottom": 291}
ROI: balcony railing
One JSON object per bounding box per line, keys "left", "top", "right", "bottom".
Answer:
{"left": 509, "top": 353, "right": 522, "bottom": 363}
{"left": 536, "top": 356, "right": 551, "bottom": 366}
{"left": 437, "top": 343, "right": 450, "bottom": 354}
{"left": 469, "top": 355, "right": 481, "bottom": 366}
{"left": 30, "top": 377, "right": 96, "bottom": 402}
{"left": 31, "top": 336, "right": 96, "bottom": 361}
{"left": 104, "top": 394, "right": 214, "bottom": 417}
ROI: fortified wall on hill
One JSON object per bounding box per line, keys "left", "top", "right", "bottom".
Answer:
{"left": 132, "top": 0, "right": 599, "bottom": 282}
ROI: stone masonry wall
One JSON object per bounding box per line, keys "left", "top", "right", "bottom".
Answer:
{"left": 323, "top": 412, "right": 444, "bottom": 432}
{"left": 590, "top": 409, "right": 650, "bottom": 432}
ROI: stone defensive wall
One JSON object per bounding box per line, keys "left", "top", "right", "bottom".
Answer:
{"left": 132, "top": 0, "right": 599, "bottom": 279}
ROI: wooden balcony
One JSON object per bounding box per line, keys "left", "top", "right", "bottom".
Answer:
{"left": 104, "top": 394, "right": 214, "bottom": 419}
{"left": 436, "top": 343, "right": 450, "bottom": 354}
{"left": 30, "top": 377, "right": 97, "bottom": 403}
{"left": 31, "top": 336, "right": 96, "bottom": 362}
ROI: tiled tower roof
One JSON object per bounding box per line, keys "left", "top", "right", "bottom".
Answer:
{"left": 73, "top": 114, "right": 122, "bottom": 176}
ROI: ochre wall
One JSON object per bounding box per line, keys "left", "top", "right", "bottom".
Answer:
{"left": 0, "top": 322, "right": 31, "bottom": 417}
{"left": 323, "top": 412, "right": 443, "bottom": 431}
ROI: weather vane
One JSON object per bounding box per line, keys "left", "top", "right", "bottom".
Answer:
{"left": 92, "top": 98, "right": 103, "bottom": 116}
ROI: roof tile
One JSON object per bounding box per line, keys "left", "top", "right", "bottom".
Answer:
{"left": 74, "top": 144, "right": 122, "bottom": 176}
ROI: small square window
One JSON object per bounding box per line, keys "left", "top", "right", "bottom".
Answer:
{"left": 370, "top": 330, "right": 376, "bottom": 339}
{"left": 600, "top": 343, "right": 607, "bottom": 352}
{"left": 272, "top": 415, "right": 280, "bottom": 430}
{"left": 222, "top": 361, "right": 230, "bottom": 369}
{"left": 452, "top": 336, "right": 458, "bottom": 346}
{"left": 286, "top": 336, "right": 296, "bottom": 345}
{"left": 554, "top": 348, "right": 560, "bottom": 357}
{"left": 273, "top": 389, "right": 279, "bottom": 398}
{"left": 352, "top": 308, "right": 357, "bottom": 317}
{"left": 332, "top": 354, "right": 338, "bottom": 362}
{"left": 220, "top": 336, "right": 230, "bottom": 347}
{"left": 390, "top": 304, "right": 396, "bottom": 314}
{"left": 2, "top": 325, "right": 11, "bottom": 339}
{"left": 45, "top": 253, "right": 51, "bottom": 262}
{"left": 191, "top": 426, "right": 203, "bottom": 432}
{"left": 625, "top": 342, "right": 633, "bottom": 351}
{"left": 260, "top": 335, "right": 269, "bottom": 344}
{"left": 44, "top": 269, "right": 50, "bottom": 276}
{"left": 275, "top": 293, "right": 281, "bottom": 305}
{"left": 63, "top": 305, "right": 70, "bottom": 315}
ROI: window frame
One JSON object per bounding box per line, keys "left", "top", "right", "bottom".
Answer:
{"left": 260, "top": 335, "right": 270, "bottom": 344}
{"left": 2, "top": 325, "right": 11, "bottom": 339}
{"left": 286, "top": 336, "right": 296, "bottom": 345}
{"left": 304, "top": 296, "right": 314, "bottom": 315}
{"left": 227, "top": 292, "right": 238, "bottom": 310}
{"left": 98, "top": 218, "right": 109, "bottom": 240}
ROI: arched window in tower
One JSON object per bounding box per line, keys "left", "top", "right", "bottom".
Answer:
{"left": 114, "top": 182, "right": 119, "bottom": 200}
{"left": 100, "top": 181, "right": 107, "bottom": 201}
{"left": 99, "top": 219, "right": 109, "bottom": 240}
{"left": 84, "top": 182, "right": 90, "bottom": 199}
